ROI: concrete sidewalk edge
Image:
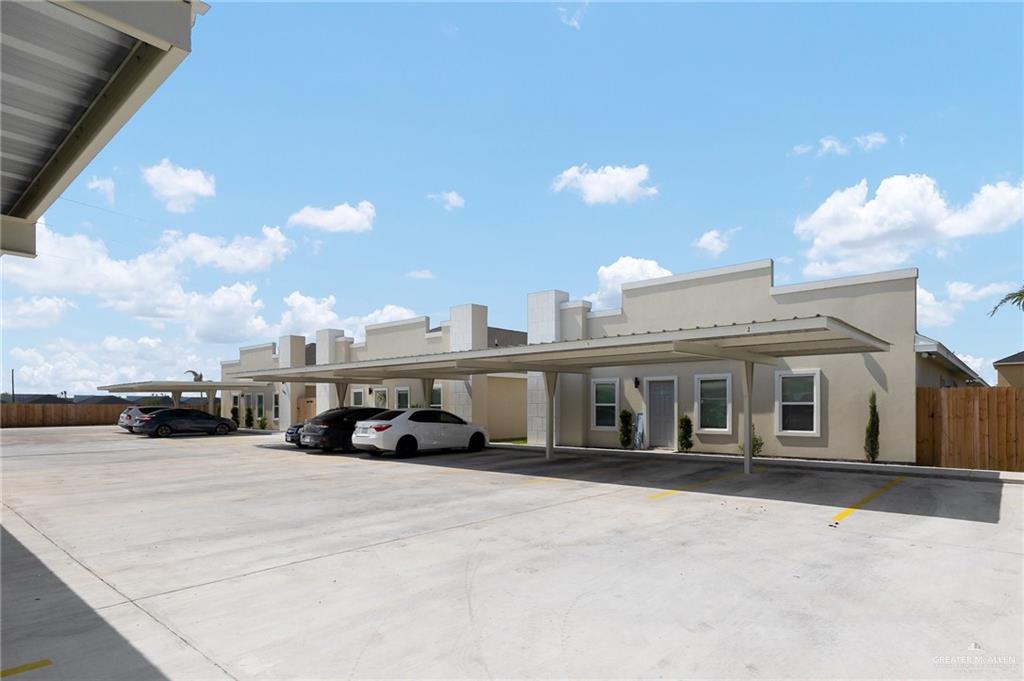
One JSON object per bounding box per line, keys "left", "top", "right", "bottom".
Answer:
{"left": 490, "top": 442, "right": 1024, "bottom": 485}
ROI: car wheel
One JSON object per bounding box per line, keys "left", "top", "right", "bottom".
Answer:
{"left": 215, "top": 423, "right": 230, "bottom": 435}
{"left": 155, "top": 424, "right": 172, "bottom": 438}
{"left": 395, "top": 435, "right": 417, "bottom": 457}
{"left": 468, "top": 432, "right": 485, "bottom": 452}
{"left": 127, "top": 426, "right": 134, "bottom": 433}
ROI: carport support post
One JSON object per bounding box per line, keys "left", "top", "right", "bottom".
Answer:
{"left": 420, "top": 378, "right": 434, "bottom": 407}
{"left": 206, "top": 391, "right": 215, "bottom": 415}
{"left": 171, "top": 391, "right": 181, "bottom": 408}
{"left": 742, "top": 360, "right": 753, "bottom": 475}
{"left": 543, "top": 371, "right": 558, "bottom": 460}
{"left": 334, "top": 382, "right": 348, "bottom": 406}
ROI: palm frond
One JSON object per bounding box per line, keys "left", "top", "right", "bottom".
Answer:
{"left": 989, "top": 286, "right": 1024, "bottom": 316}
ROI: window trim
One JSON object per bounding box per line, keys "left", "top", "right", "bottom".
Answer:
{"left": 351, "top": 388, "right": 364, "bottom": 407}
{"left": 774, "top": 369, "right": 821, "bottom": 437}
{"left": 590, "top": 377, "right": 620, "bottom": 431}
{"left": 693, "top": 373, "right": 732, "bottom": 435}
{"left": 396, "top": 386, "right": 411, "bottom": 409}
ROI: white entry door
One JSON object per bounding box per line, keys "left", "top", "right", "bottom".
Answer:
{"left": 647, "top": 380, "right": 676, "bottom": 449}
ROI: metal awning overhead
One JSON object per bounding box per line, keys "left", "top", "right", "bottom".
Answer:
{"left": 99, "top": 381, "right": 273, "bottom": 393}
{"left": 237, "top": 315, "right": 890, "bottom": 384}
{"left": 1, "top": 0, "right": 207, "bottom": 257}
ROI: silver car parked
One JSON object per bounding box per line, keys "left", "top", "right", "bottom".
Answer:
{"left": 117, "top": 406, "right": 165, "bottom": 432}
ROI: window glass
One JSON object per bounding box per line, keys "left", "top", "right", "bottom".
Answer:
{"left": 351, "top": 390, "right": 364, "bottom": 406}
{"left": 373, "top": 389, "right": 388, "bottom": 408}
{"left": 396, "top": 388, "right": 410, "bottom": 409}
{"left": 373, "top": 410, "right": 403, "bottom": 421}
{"left": 593, "top": 380, "right": 617, "bottom": 428}
{"left": 781, "top": 375, "right": 815, "bottom": 403}
{"left": 437, "top": 411, "right": 466, "bottom": 425}
{"left": 699, "top": 378, "right": 728, "bottom": 430}
{"left": 409, "top": 410, "right": 441, "bottom": 423}
{"left": 430, "top": 386, "right": 442, "bottom": 409}
{"left": 273, "top": 393, "right": 279, "bottom": 419}
{"left": 232, "top": 395, "right": 239, "bottom": 407}
{"left": 256, "top": 394, "right": 265, "bottom": 418}
{"left": 779, "top": 374, "right": 817, "bottom": 433}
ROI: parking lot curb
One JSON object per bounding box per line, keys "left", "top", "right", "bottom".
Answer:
{"left": 489, "top": 443, "right": 1024, "bottom": 485}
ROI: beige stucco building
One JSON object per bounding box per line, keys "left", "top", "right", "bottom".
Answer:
{"left": 994, "top": 352, "right": 1024, "bottom": 387}
{"left": 221, "top": 304, "right": 528, "bottom": 440}
{"left": 227, "top": 260, "right": 982, "bottom": 466}
{"left": 526, "top": 260, "right": 982, "bottom": 463}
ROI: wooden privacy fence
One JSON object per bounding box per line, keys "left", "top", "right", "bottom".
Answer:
{"left": 0, "top": 404, "right": 213, "bottom": 428}
{"left": 916, "top": 387, "right": 1023, "bottom": 472}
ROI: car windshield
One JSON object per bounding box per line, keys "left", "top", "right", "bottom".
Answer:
{"left": 369, "top": 410, "right": 403, "bottom": 421}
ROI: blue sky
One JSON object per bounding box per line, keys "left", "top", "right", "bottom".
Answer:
{"left": 2, "top": 1, "right": 1021, "bottom": 392}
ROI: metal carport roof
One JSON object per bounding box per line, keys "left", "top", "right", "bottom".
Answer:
{"left": 1, "top": 0, "right": 207, "bottom": 257}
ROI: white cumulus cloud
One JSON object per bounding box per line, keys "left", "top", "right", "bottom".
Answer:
{"left": 160, "top": 226, "right": 292, "bottom": 273}
{"left": 692, "top": 227, "right": 741, "bottom": 257}
{"left": 795, "top": 175, "right": 1024, "bottom": 276}
{"left": 275, "top": 291, "right": 417, "bottom": 341}
{"left": 552, "top": 164, "right": 658, "bottom": 205}
{"left": 557, "top": 1, "right": 588, "bottom": 29}
{"left": 955, "top": 353, "right": 987, "bottom": 377}
{"left": 917, "top": 280, "right": 1014, "bottom": 329}
{"left": 947, "top": 281, "right": 1015, "bottom": 303}
{"left": 584, "top": 256, "right": 671, "bottom": 310}
{"left": 405, "top": 269, "right": 436, "bottom": 280}
{"left": 287, "top": 201, "right": 376, "bottom": 233}
{"left": 817, "top": 136, "right": 849, "bottom": 157}
{"left": 141, "top": 159, "right": 215, "bottom": 213}
{"left": 86, "top": 176, "right": 115, "bottom": 205}
{"left": 427, "top": 191, "right": 465, "bottom": 211}
{"left": 854, "top": 131, "right": 888, "bottom": 151}
{"left": 2, "top": 296, "right": 74, "bottom": 329}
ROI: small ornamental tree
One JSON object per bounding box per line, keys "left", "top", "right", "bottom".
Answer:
{"left": 244, "top": 407, "right": 254, "bottom": 428}
{"left": 737, "top": 425, "right": 764, "bottom": 456}
{"left": 618, "top": 409, "right": 635, "bottom": 448}
{"left": 230, "top": 406, "right": 240, "bottom": 426}
{"left": 679, "top": 414, "right": 694, "bottom": 452}
{"left": 864, "top": 391, "right": 880, "bottom": 462}
{"left": 257, "top": 416, "right": 268, "bottom": 430}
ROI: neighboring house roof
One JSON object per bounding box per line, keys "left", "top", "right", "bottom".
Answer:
{"left": 915, "top": 334, "right": 988, "bottom": 385}
{"left": 488, "top": 326, "right": 528, "bottom": 348}
{"left": 2, "top": 393, "right": 72, "bottom": 404}
{"left": 74, "top": 395, "right": 131, "bottom": 405}
{"left": 993, "top": 351, "right": 1024, "bottom": 366}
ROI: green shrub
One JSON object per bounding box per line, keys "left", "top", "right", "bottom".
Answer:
{"left": 618, "top": 409, "right": 635, "bottom": 448}
{"left": 679, "top": 414, "right": 693, "bottom": 452}
{"left": 230, "top": 406, "right": 239, "bottom": 426}
{"left": 244, "top": 407, "right": 254, "bottom": 428}
{"left": 737, "top": 424, "right": 764, "bottom": 456}
{"left": 864, "top": 391, "right": 880, "bottom": 462}
{"left": 257, "top": 416, "right": 268, "bottom": 430}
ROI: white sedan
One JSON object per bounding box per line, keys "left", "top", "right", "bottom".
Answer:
{"left": 352, "top": 409, "right": 488, "bottom": 456}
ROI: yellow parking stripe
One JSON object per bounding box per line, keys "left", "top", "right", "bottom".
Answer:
{"left": 831, "top": 476, "right": 904, "bottom": 523}
{"left": 648, "top": 472, "right": 745, "bottom": 499}
{"left": 1, "top": 659, "right": 52, "bottom": 678}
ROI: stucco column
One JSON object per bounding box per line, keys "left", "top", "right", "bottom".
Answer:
{"left": 743, "top": 360, "right": 754, "bottom": 475}
{"left": 334, "top": 381, "right": 349, "bottom": 405}
{"left": 544, "top": 371, "right": 558, "bottom": 460}
{"left": 278, "top": 335, "right": 307, "bottom": 431}
{"left": 420, "top": 378, "right": 435, "bottom": 407}
{"left": 206, "top": 391, "right": 215, "bottom": 414}
{"left": 171, "top": 391, "right": 181, "bottom": 408}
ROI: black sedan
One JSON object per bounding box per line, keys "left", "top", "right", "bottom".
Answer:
{"left": 300, "top": 407, "right": 386, "bottom": 451}
{"left": 285, "top": 422, "right": 306, "bottom": 447}
{"left": 135, "top": 409, "right": 237, "bottom": 437}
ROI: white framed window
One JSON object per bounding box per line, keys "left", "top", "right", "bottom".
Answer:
{"left": 351, "top": 389, "right": 364, "bottom": 407}
{"left": 372, "top": 387, "right": 388, "bottom": 408}
{"left": 256, "top": 393, "right": 265, "bottom": 418}
{"left": 591, "top": 378, "right": 619, "bottom": 430}
{"left": 430, "top": 385, "right": 442, "bottom": 409}
{"left": 232, "top": 395, "right": 239, "bottom": 408}
{"left": 775, "top": 369, "right": 821, "bottom": 437}
{"left": 396, "top": 386, "right": 411, "bottom": 409}
{"left": 273, "top": 393, "right": 279, "bottom": 419}
{"left": 694, "top": 373, "right": 732, "bottom": 434}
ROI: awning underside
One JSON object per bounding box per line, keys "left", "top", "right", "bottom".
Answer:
{"left": 237, "top": 315, "right": 890, "bottom": 384}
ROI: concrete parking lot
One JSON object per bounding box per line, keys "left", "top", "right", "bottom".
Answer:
{"left": 1, "top": 426, "right": 1021, "bottom": 680}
